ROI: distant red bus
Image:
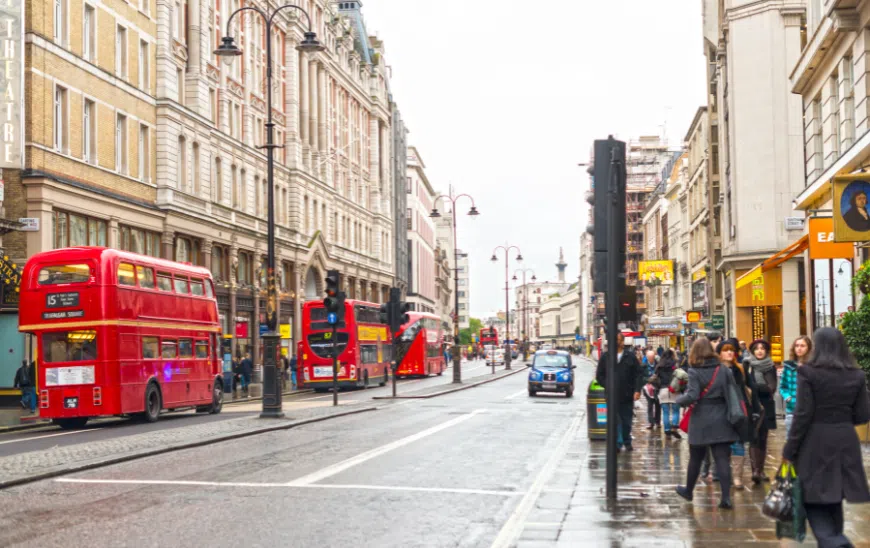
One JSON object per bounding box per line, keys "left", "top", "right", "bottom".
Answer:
{"left": 480, "top": 327, "right": 499, "bottom": 347}
{"left": 395, "top": 312, "right": 446, "bottom": 377}
{"left": 19, "top": 247, "right": 223, "bottom": 429}
{"left": 299, "top": 299, "right": 391, "bottom": 391}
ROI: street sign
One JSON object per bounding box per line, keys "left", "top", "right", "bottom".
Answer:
{"left": 259, "top": 323, "right": 268, "bottom": 336}
{"left": 711, "top": 315, "right": 725, "bottom": 330}
{"left": 327, "top": 312, "right": 337, "bottom": 325}
{"left": 575, "top": 334, "right": 581, "bottom": 341}
{"left": 685, "top": 310, "right": 702, "bottom": 323}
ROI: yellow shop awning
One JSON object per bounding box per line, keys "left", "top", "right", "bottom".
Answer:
{"left": 735, "top": 235, "right": 809, "bottom": 290}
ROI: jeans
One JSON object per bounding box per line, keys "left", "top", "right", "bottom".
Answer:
{"left": 291, "top": 370, "right": 297, "bottom": 390}
{"left": 686, "top": 442, "right": 732, "bottom": 500}
{"left": 661, "top": 403, "right": 680, "bottom": 431}
{"left": 240, "top": 374, "right": 250, "bottom": 391}
{"left": 21, "top": 386, "right": 36, "bottom": 413}
{"left": 616, "top": 401, "right": 634, "bottom": 448}
{"left": 805, "top": 502, "right": 853, "bottom": 548}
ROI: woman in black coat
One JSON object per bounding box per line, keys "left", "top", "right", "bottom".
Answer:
{"left": 744, "top": 339, "right": 778, "bottom": 484}
{"left": 783, "top": 328, "right": 870, "bottom": 548}
{"left": 675, "top": 337, "right": 740, "bottom": 509}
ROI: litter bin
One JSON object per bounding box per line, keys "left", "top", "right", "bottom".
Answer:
{"left": 587, "top": 380, "right": 607, "bottom": 441}
{"left": 223, "top": 371, "right": 234, "bottom": 394}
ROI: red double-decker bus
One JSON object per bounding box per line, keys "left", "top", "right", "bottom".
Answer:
{"left": 395, "top": 312, "right": 446, "bottom": 377}
{"left": 19, "top": 247, "right": 223, "bottom": 429}
{"left": 480, "top": 327, "right": 499, "bottom": 347}
{"left": 299, "top": 299, "right": 391, "bottom": 391}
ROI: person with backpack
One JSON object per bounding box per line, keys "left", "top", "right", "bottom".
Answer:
{"left": 745, "top": 339, "right": 777, "bottom": 484}
{"left": 13, "top": 360, "right": 36, "bottom": 413}
{"left": 780, "top": 335, "right": 811, "bottom": 437}
{"left": 289, "top": 353, "right": 298, "bottom": 390}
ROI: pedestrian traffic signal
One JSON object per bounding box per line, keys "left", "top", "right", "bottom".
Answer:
{"left": 323, "top": 270, "right": 346, "bottom": 324}
{"left": 387, "top": 287, "right": 410, "bottom": 334}
{"left": 397, "top": 302, "right": 411, "bottom": 327}
{"left": 379, "top": 303, "right": 390, "bottom": 326}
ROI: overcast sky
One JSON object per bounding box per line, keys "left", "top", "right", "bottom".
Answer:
{"left": 360, "top": 0, "right": 707, "bottom": 318}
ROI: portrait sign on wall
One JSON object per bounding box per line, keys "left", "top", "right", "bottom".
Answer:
{"left": 833, "top": 175, "right": 870, "bottom": 242}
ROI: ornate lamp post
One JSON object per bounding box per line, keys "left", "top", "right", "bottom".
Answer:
{"left": 513, "top": 268, "right": 536, "bottom": 361}
{"left": 430, "top": 190, "right": 479, "bottom": 384}
{"left": 491, "top": 245, "right": 523, "bottom": 369}
{"left": 216, "top": 5, "right": 324, "bottom": 418}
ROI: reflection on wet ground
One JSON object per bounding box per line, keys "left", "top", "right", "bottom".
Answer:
{"left": 517, "top": 399, "right": 870, "bottom": 547}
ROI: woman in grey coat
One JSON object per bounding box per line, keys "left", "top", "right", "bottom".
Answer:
{"left": 675, "top": 337, "right": 740, "bottom": 509}
{"left": 783, "top": 328, "right": 870, "bottom": 548}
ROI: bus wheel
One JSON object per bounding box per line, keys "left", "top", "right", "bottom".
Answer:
{"left": 142, "top": 382, "right": 162, "bottom": 423}
{"left": 55, "top": 417, "right": 89, "bottom": 430}
{"left": 314, "top": 388, "right": 329, "bottom": 393}
{"left": 207, "top": 379, "right": 224, "bottom": 414}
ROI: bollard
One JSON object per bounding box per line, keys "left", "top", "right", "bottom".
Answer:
{"left": 391, "top": 360, "right": 398, "bottom": 397}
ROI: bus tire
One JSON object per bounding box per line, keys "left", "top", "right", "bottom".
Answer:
{"left": 55, "top": 417, "right": 89, "bottom": 430}
{"left": 314, "top": 387, "right": 329, "bottom": 393}
{"left": 204, "top": 379, "right": 224, "bottom": 414}
{"left": 142, "top": 382, "right": 162, "bottom": 423}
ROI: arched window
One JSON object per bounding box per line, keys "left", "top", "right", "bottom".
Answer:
{"left": 214, "top": 157, "right": 223, "bottom": 203}
{"left": 192, "top": 142, "right": 201, "bottom": 194}
{"left": 231, "top": 164, "right": 238, "bottom": 208}
{"left": 178, "top": 135, "right": 187, "bottom": 190}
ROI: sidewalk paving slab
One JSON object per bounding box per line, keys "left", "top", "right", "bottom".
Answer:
{"left": 373, "top": 366, "right": 526, "bottom": 399}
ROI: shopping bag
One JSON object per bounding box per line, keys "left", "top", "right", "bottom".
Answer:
{"left": 775, "top": 464, "right": 806, "bottom": 542}
{"left": 678, "top": 406, "right": 692, "bottom": 433}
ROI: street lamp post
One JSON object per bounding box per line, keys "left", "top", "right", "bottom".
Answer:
{"left": 216, "top": 5, "right": 324, "bottom": 418}
{"left": 512, "top": 268, "right": 535, "bottom": 361}
{"left": 491, "top": 245, "right": 523, "bottom": 369}
{"left": 431, "top": 191, "right": 479, "bottom": 384}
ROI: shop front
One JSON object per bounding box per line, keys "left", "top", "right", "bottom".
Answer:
{"left": 645, "top": 317, "right": 684, "bottom": 351}
{"left": 806, "top": 217, "right": 856, "bottom": 331}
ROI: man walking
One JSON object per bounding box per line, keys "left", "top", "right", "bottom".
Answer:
{"left": 596, "top": 333, "right": 644, "bottom": 452}
{"left": 289, "top": 353, "right": 298, "bottom": 390}
{"left": 14, "top": 360, "right": 36, "bottom": 413}
{"left": 240, "top": 352, "right": 253, "bottom": 396}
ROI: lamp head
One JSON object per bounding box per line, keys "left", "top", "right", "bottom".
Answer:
{"left": 214, "top": 36, "right": 242, "bottom": 67}
{"left": 297, "top": 31, "right": 326, "bottom": 53}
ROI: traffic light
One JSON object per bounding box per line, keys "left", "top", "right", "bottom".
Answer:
{"left": 324, "top": 270, "right": 346, "bottom": 324}
{"left": 387, "top": 287, "right": 410, "bottom": 334}
{"left": 588, "top": 137, "right": 627, "bottom": 294}
{"left": 618, "top": 286, "right": 637, "bottom": 322}
{"left": 379, "top": 303, "right": 391, "bottom": 326}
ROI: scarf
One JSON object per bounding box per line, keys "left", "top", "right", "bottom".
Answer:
{"left": 746, "top": 355, "right": 774, "bottom": 374}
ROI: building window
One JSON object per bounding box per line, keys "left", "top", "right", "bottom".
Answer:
{"left": 843, "top": 57, "right": 856, "bottom": 150}
{"left": 54, "top": 0, "right": 66, "bottom": 45}
{"left": 139, "top": 40, "right": 149, "bottom": 90}
{"left": 406, "top": 177, "right": 411, "bottom": 193}
{"left": 172, "top": 0, "right": 182, "bottom": 41}
{"left": 406, "top": 208, "right": 412, "bottom": 230}
{"left": 192, "top": 142, "right": 201, "bottom": 194}
{"left": 83, "top": 4, "right": 95, "bottom": 61}
{"left": 53, "top": 86, "right": 67, "bottom": 152}
{"left": 82, "top": 99, "right": 95, "bottom": 163}
{"left": 231, "top": 164, "right": 239, "bottom": 208}
{"left": 178, "top": 135, "right": 187, "bottom": 190}
{"left": 304, "top": 195, "right": 309, "bottom": 233}
{"left": 53, "top": 211, "right": 107, "bottom": 249}
{"left": 239, "top": 168, "right": 247, "bottom": 212}
{"left": 116, "top": 25, "right": 127, "bottom": 78}
{"left": 139, "top": 0, "right": 148, "bottom": 15}
{"left": 209, "top": 89, "right": 217, "bottom": 123}
{"left": 214, "top": 157, "right": 223, "bottom": 203}
{"left": 212, "top": 245, "right": 228, "bottom": 281}
{"left": 237, "top": 251, "right": 251, "bottom": 285}
{"left": 175, "top": 236, "right": 192, "bottom": 263}
{"left": 138, "top": 124, "right": 150, "bottom": 182}
{"left": 254, "top": 175, "right": 261, "bottom": 216}
{"left": 119, "top": 225, "right": 161, "bottom": 257}
{"left": 115, "top": 113, "right": 127, "bottom": 173}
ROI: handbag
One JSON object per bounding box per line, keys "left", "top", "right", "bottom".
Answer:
{"left": 763, "top": 463, "right": 807, "bottom": 542}
{"left": 679, "top": 366, "right": 720, "bottom": 433}
{"left": 724, "top": 368, "right": 750, "bottom": 439}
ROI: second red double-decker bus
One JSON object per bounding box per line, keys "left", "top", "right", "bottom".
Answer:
{"left": 299, "top": 299, "right": 391, "bottom": 391}
{"left": 395, "top": 312, "right": 446, "bottom": 377}
{"left": 480, "top": 327, "right": 499, "bottom": 347}
{"left": 19, "top": 247, "right": 224, "bottom": 429}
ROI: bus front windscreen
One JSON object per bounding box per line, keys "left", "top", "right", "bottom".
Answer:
{"left": 307, "top": 332, "right": 349, "bottom": 358}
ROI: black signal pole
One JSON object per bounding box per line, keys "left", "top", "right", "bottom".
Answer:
{"left": 604, "top": 136, "right": 626, "bottom": 500}
{"left": 332, "top": 322, "right": 338, "bottom": 407}
{"left": 491, "top": 245, "right": 523, "bottom": 369}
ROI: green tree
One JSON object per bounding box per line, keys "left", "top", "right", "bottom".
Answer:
{"left": 841, "top": 261, "right": 870, "bottom": 383}
{"left": 459, "top": 317, "right": 483, "bottom": 345}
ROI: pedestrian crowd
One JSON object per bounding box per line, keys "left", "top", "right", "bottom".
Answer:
{"left": 596, "top": 327, "right": 870, "bottom": 546}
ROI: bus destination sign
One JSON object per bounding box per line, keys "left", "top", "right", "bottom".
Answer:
{"left": 46, "top": 291, "right": 79, "bottom": 308}
{"left": 42, "top": 310, "right": 84, "bottom": 320}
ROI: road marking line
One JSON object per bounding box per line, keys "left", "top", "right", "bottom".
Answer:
{"left": 0, "top": 428, "right": 102, "bottom": 445}
{"left": 286, "top": 409, "right": 487, "bottom": 486}
{"left": 490, "top": 412, "right": 583, "bottom": 548}
{"left": 54, "top": 478, "right": 521, "bottom": 496}
{"left": 504, "top": 389, "right": 527, "bottom": 400}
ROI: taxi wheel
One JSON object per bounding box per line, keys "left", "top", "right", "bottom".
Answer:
{"left": 528, "top": 387, "right": 536, "bottom": 397}
{"left": 565, "top": 387, "right": 574, "bottom": 398}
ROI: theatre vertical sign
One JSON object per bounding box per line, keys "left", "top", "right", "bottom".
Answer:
{"left": 0, "top": 0, "right": 22, "bottom": 168}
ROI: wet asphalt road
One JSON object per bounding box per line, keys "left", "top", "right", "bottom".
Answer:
{"left": 0, "top": 360, "right": 585, "bottom": 548}
{"left": 0, "top": 359, "right": 507, "bottom": 457}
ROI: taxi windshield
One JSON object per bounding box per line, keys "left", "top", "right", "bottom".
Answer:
{"left": 534, "top": 354, "right": 570, "bottom": 369}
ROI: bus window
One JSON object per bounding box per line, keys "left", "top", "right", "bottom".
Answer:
{"left": 38, "top": 264, "right": 90, "bottom": 285}
{"left": 118, "top": 263, "right": 136, "bottom": 286}
{"left": 361, "top": 345, "right": 379, "bottom": 364}
{"left": 142, "top": 337, "right": 159, "bottom": 359}
{"left": 157, "top": 272, "right": 172, "bottom": 291}
{"left": 137, "top": 266, "right": 155, "bottom": 289}
{"left": 43, "top": 331, "right": 97, "bottom": 362}
{"left": 161, "top": 340, "right": 177, "bottom": 358}
{"left": 179, "top": 339, "right": 193, "bottom": 358}
{"left": 190, "top": 278, "right": 205, "bottom": 296}
{"left": 204, "top": 280, "right": 214, "bottom": 298}
{"left": 174, "top": 277, "right": 189, "bottom": 294}
{"left": 195, "top": 340, "right": 208, "bottom": 359}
